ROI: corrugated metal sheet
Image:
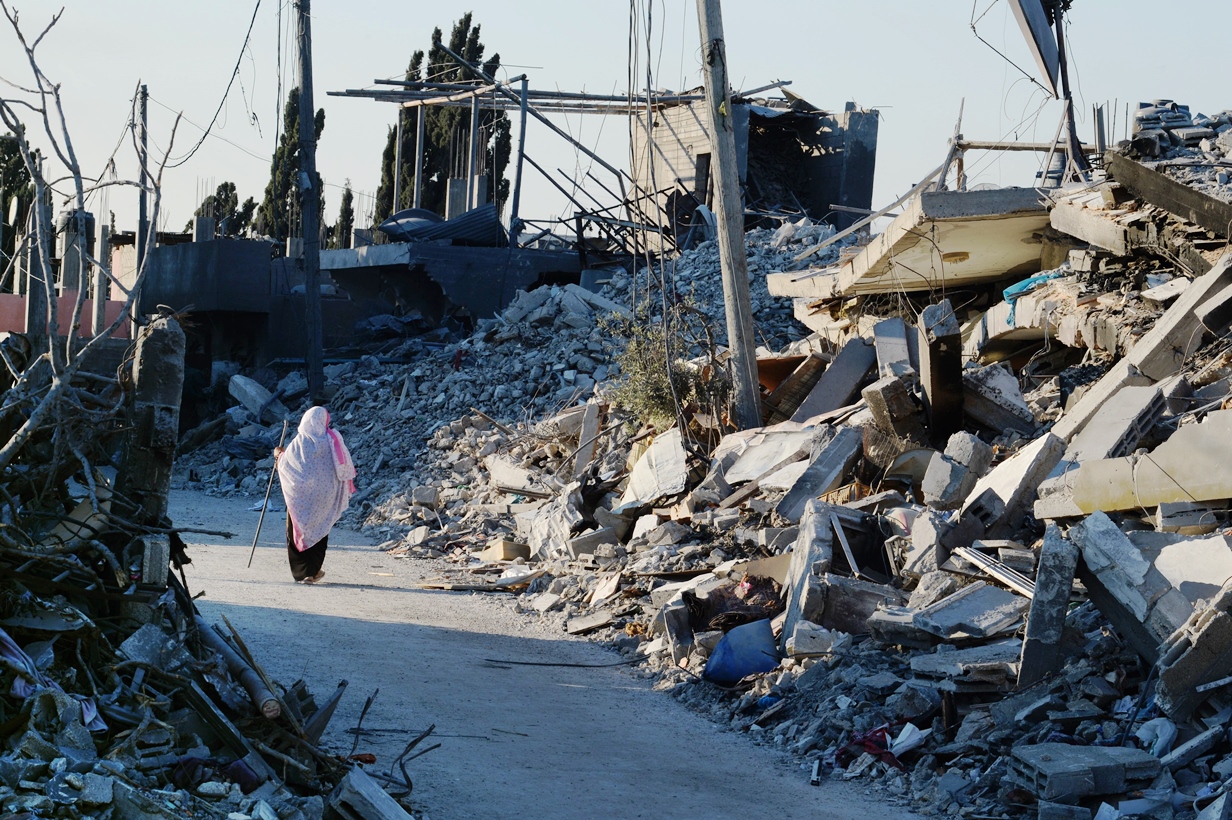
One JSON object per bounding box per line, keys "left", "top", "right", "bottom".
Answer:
{"left": 379, "top": 204, "right": 507, "bottom": 247}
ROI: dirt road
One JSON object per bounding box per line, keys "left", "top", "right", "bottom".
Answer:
{"left": 171, "top": 489, "right": 916, "bottom": 820}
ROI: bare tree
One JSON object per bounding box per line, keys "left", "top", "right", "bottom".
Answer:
{"left": 0, "top": 3, "right": 204, "bottom": 567}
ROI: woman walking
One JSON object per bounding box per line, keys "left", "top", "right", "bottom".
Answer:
{"left": 275, "top": 406, "right": 356, "bottom": 583}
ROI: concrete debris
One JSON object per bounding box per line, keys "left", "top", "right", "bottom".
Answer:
{"left": 162, "top": 101, "right": 1232, "bottom": 817}
{"left": 0, "top": 317, "right": 410, "bottom": 815}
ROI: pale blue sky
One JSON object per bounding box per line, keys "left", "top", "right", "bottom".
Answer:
{"left": 3, "top": 1, "right": 1229, "bottom": 234}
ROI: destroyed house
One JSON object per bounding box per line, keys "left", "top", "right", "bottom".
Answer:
{"left": 632, "top": 95, "right": 879, "bottom": 232}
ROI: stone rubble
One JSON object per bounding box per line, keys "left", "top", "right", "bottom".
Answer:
{"left": 170, "top": 100, "right": 1232, "bottom": 820}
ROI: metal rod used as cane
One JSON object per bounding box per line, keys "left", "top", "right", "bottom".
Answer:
{"left": 248, "top": 419, "right": 290, "bottom": 568}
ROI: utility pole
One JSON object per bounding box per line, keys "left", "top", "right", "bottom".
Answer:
{"left": 392, "top": 107, "right": 403, "bottom": 213}
{"left": 136, "top": 84, "right": 149, "bottom": 279}
{"left": 695, "top": 0, "right": 760, "bottom": 430}
{"left": 1053, "top": 1, "right": 1089, "bottom": 181}
{"left": 412, "top": 105, "right": 425, "bottom": 209}
{"left": 508, "top": 77, "right": 529, "bottom": 245}
{"left": 467, "top": 94, "right": 479, "bottom": 210}
{"left": 296, "top": 0, "right": 324, "bottom": 401}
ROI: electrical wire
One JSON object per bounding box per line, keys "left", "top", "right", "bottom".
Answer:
{"left": 163, "top": 0, "right": 264, "bottom": 169}
{"left": 148, "top": 96, "right": 267, "bottom": 165}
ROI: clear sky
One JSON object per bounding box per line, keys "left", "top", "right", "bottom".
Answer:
{"left": 3, "top": 1, "right": 1230, "bottom": 237}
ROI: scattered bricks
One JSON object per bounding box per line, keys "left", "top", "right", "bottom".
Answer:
{"left": 917, "top": 299, "right": 964, "bottom": 443}
{"left": 1018, "top": 524, "right": 1080, "bottom": 687}
{"left": 1007, "top": 743, "right": 1161, "bottom": 803}
{"left": 862, "top": 375, "right": 927, "bottom": 442}
{"left": 873, "top": 317, "right": 915, "bottom": 379}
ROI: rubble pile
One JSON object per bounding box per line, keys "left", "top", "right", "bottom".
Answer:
{"left": 175, "top": 100, "right": 1232, "bottom": 818}
{"left": 337, "top": 138, "right": 1232, "bottom": 817}
{"left": 174, "top": 221, "right": 841, "bottom": 510}
{"left": 1126, "top": 100, "right": 1232, "bottom": 203}
{"left": 0, "top": 318, "right": 412, "bottom": 819}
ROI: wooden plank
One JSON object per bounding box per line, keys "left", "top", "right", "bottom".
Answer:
{"left": 717, "top": 481, "right": 760, "bottom": 510}
{"left": 1106, "top": 151, "right": 1232, "bottom": 238}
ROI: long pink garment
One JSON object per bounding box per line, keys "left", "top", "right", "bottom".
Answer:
{"left": 277, "top": 407, "right": 357, "bottom": 552}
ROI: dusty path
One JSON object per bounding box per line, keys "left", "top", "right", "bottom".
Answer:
{"left": 171, "top": 489, "right": 916, "bottom": 820}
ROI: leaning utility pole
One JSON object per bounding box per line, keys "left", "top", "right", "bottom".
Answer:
{"left": 695, "top": 0, "right": 760, "bottom": 430}
{"left": 296, "top": 0, "right": 324, "bottom": 401}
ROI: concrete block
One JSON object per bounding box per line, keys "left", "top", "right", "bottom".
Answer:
{"left": 1038, "top": 801, "right": 1093, "bottom": 820}
{"left": 862, "top": 375, "right": 927, "bottom": 441}
{"left": 1157, "top": 501, "right": 1224, "bottom": 535}
{"left": 907, "top": 570, "right": 960, "bottom": 609}
{"left": 785, "top": 620, "right": 836, "bottom": 656}
{"left": 566, "top": 527, "right": 618, "bottom": 558}
{"left": 791, "top": 338, "right": 877, "bottom": 422}
{"left": 410, "top": 486, "right": 439, "bottom": 508}
{"left": 962, "top": 364, "right": 1037, "bottom": 435}
{"left": 1160, "top": 725, "right": 1224, "bottom": 771}
{"left": 776, "top": 427, "right": 863, "bottom": 522}
{"left": 960, "top": 433, "right": 1065, "bottom": 537}
{"left": 918, "top": 300, "right": 964, "bottom": 442}
{"left": 780, "top": 501, "right": 834, "bottom": 649}
{"left": 1007, "top": 743, "right": 1160, "bottom": 803}
{"left": 1018, "top": 524, "right": 1080, "bottom": 687}
{"left": 815, "top": 574, "right": 904, "bottom": 635}
{"left": 945, "top": 431, "right": 993, "bottom": 475}
{"left": 1069, "top": 409, "right": 1232, "bottom": 514}
{"left": 330, "top": 766, "right": 414, "bottom": 819}
{"left": 922, "top": 452, "right": 976, "bottom": 511}
{"left": 1052, "top": 359, "right": 1153, "bottom": 444}
{"left": 912, "top": 581, "right": 1028, "bottom": 638}
{"left": 1063, "top": 384, "right": 1164, "bottom": 464}
{"left": 140, "top": 535, "right": 170, "bottom": 589}
{"left": 228, "top": 374, "right": 288, "bottom": 424}
{"left": 873, "top": 317, "right": 915, "bottom": 379}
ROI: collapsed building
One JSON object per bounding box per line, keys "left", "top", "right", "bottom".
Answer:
{"left": 172, "top": 96, "right": 1232, "bottom": 819}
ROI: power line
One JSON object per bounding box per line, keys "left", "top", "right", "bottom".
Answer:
{"left": 148, "top": 96, "right": 268, "bottom": 165}
{"left": 164, "top": 0, "right": 264, "bottom": 169}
